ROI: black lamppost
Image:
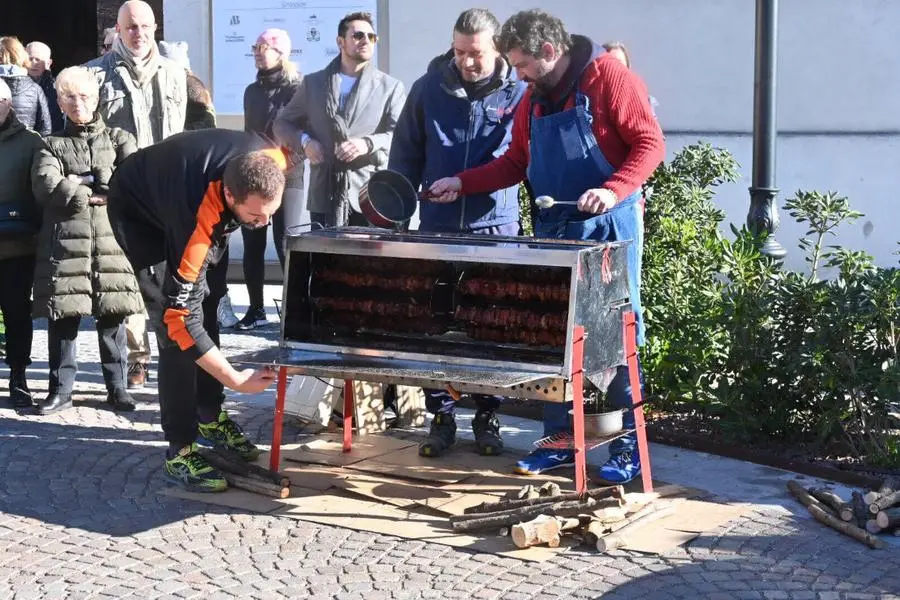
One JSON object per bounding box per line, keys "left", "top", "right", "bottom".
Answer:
{"left": 748, "top": 0, "right": 787, "bottom": 259}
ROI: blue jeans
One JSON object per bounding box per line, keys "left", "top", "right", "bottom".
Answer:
{"left": 534, "top": 201, "right": 646, "bottom": 457}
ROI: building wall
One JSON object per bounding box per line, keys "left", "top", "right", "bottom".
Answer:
{"left": 164, "top": 0, "right": 900, "bottom": 270}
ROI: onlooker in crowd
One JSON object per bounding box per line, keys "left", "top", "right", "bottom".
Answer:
{"left": 274, "top": 11, "right": 405, "bottom": 227}
{"left": 237, "top": 28, "right": 302, "bottom": 331}
{"left": 85, "top": 0, "right": 188, "bottom": 389}
{"left": 31, "top": 66, "right": 143, "bottom": 415}
{"left": 101, "top": 27, "right": 117, "bottom": 55}
{"left": 388, "top": 8, "right": 526, "bottom": 458}
{"left": 0, "top": 78, "right": 43, "bottom": 409}
{"left": 159, "top": 40, "right": 217, "bottom": 130}
{"left": 429, "top": 10, "right": 664, "bottom": 484}
{"left": 0, "top": 36, "right": 51, "bottom": 136}
{"left": 106, "top": 129, "right": 290, "bottom": 491}
{"left": 602, "top": 41, "right": 659, "bottom": 118}
{"left": 25, "top": 41, "right": 64, "bottom": 132}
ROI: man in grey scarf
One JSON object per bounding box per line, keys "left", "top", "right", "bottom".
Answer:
{"left": 274, "top": 11, "right": 405, "bottom": 227}
{"left": 84, "top": 0, "right": 187, "bottom": 389}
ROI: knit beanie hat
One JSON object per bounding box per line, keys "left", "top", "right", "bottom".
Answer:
{"left": 159, "top": 40, "right": 191, "bottom": 71}
{"left": 257, "top": 29, "right": 291, "bottom": 57}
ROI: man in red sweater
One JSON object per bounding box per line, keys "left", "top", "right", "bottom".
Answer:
{"left": 430, "top": 10, "right": 664, "bottom": 484}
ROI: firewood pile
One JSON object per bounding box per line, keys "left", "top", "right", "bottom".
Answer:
{"left": 786, "top": 477, "right": 900, "bottom": 549}
{"left": 197, "top": 447, "right": 292, "bottom": 498}
{"left": 449, "top": 482, "right": 672, "bottom": 552}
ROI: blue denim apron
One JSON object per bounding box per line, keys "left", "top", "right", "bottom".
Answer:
{"left": 526, "top": 92, "right": 643, "bottom": 452}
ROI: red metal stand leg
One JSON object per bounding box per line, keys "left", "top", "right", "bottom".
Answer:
{"left": 269, "top": 367, "right": 287, "bottom": 471}
{"left": 571, "top": 326, "right": 587, "bottom": 494}
{"left": 343, "top": 379, "right": 354, "bottom": 452}
{"left": 624, "top": 312, "right": 653, "bottom": 493}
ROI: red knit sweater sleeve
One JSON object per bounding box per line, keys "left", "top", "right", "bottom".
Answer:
{"left": 595, "top": 60, "right": 665, "bottom": 200}
{"left": 456, "top": 93, "right": 532, "bottom": 195}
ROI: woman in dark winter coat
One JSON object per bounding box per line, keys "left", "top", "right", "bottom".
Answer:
{"left": 0, "top": 79, "right": 44, "bottom": 410}
{"left": 236, "top": 28, "right": 304, "bottom": 330}
{"left": 31, "top": 67, "right": 144, "bottom": 415}
{"left": 0, "top": 36, "right": 50, "bottom": 136}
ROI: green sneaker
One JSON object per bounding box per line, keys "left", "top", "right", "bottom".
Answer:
{"left": 197, "top": 410, "right": 261, "bottom": 461}
{"left": 164, "top": 443, "right": 227, "bottom": 492}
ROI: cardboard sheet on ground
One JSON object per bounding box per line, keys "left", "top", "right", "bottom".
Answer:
{"left": 281, "top": 434, "right": 417, "bottom": 467}
{"left": 160, "top": 433, "right": 750, "bottom": 559}
{"left": 616, "top": 499, "right": 750, "bottom": 554}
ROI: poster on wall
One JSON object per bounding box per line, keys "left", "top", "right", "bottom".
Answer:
{"left": 211, "top": 0, "right": 378, "bottom": 115}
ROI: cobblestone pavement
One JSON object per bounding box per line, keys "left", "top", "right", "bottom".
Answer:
{"left": 2, "top": 317, "right": 899, "bottom": 600}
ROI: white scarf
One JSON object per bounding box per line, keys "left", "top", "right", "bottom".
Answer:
{"left": 113, "top": 35, "right": 161, "bottom": 87}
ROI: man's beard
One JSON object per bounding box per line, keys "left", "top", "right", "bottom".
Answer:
{"left": 241, "top": 222, "right": 267, "bottom": 231}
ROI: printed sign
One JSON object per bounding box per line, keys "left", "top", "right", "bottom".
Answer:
{"left": 211, "top": 0, "right": 378, "bottom": 114}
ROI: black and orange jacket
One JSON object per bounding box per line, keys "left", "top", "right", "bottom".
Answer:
{"left": 108, "top": 129, "right": 288, "bottom": 358}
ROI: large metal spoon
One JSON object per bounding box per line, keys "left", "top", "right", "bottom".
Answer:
{"left": 534, "top": 195, "right": 578, "bottom": 209}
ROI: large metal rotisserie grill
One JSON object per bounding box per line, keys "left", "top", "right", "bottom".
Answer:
{"left": 238, "top": 228, "right": 632, "bottom": 401}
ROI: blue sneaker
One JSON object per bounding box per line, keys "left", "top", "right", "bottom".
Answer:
{"left": 596, "top": 450, "right": 641, "bottom": 484}
{"left": 514, "top": 448, "right": 575, "bottom": 475}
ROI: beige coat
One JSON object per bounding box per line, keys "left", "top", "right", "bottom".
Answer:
{"left": 84, "top": 50, "right": 187, "bottom": 148}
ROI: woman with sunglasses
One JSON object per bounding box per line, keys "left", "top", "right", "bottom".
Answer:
{"left": 232, "top": 28, "right": 304, "bottom": 331}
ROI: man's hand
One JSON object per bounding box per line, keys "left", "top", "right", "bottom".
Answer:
{"left": 88, "top": 194, "right": 107, "bottom": 206}
{"left": 303, "top": 138, "right": 325, "bottom": 165}
{"left": 232, "top": 367, "right": 277, "bottom": 394}
{"left": 67, "top": 174, "right": 94, "bottom": 186}
{"left": 577, "top": 188, "right": 618, "bottom": 214}
{"left": 428, "top": 177, "right": 463, "bottom": 203}
{"left": 335, "top": 138, "right": 369, "bottom": 163}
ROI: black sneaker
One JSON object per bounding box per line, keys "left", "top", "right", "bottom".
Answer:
{"left": 235, "top": 307, "right": 268, "bottom": 331}
{"left": 419, "top": 412, "right": 456, "bottom": 457}
{"left": 472, "top": 410, "right": 504, "bottom": 456}
{"left": 164, "top": 443, "right": 228, "bottom": 492}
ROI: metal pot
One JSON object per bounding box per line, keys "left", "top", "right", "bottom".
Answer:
{"left": 359, "top": 170, "right": 422, "bottom": 228}
{"left": 569, "top": 408, "right": 624, "bottom": 437}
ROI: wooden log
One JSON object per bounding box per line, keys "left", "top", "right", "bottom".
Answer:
{"left": 463, "top": 485, "right": 624, "bottom": 515}
{"left": 865, "top": 519, "right": 883, "bottom": 534}
{"left": 511, "top": 515, "right": 562, "bottom": 548}
{"left": 787, "top": 480, "right": 828, "bottom": 511}
{"left": 875, "top": 507, "right": 900, "bottom": 530}
{"left": 872, "top": 490, "right": 900, "bottom": 513}
{"left": 851, "top": 492, "right": 869, "bottom": 527}
{"left": 808, "top": 487, "right": 849, "bottom": 517}
{"left": 583, "top": 520, "right": 608, "bottom": 547}
{"left": 199, "top": 448, "right": 291, "bottom": 487}
{"left": 807, "top": 504, "right": 887, "bottom": 550}
{"left": 538, "top": 482, "right": 562, "bottom": 498}
{"left": 222, "top": 473, "right": 290, "bottom": 499}
{"left": 595, "top": 505, "right": 676, "bottom": 552}
{"left": 863, "top": 477, "right": 899, "bottom": 506}
{"left": 583, "top": 501, "right": 662, "bottom": 546}
{"left": 451, "top": 498, "right": 598, "bottom": 532}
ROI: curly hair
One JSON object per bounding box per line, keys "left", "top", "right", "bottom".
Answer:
{"left": 498, "top": 10, "right": 571, "bottom": 57}
{"left": 223, "top": 151, "right": 285, "bottom": 204}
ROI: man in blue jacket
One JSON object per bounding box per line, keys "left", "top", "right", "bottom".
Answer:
{"left": 389, "top": 8, "right": 526, "bottom": 459}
